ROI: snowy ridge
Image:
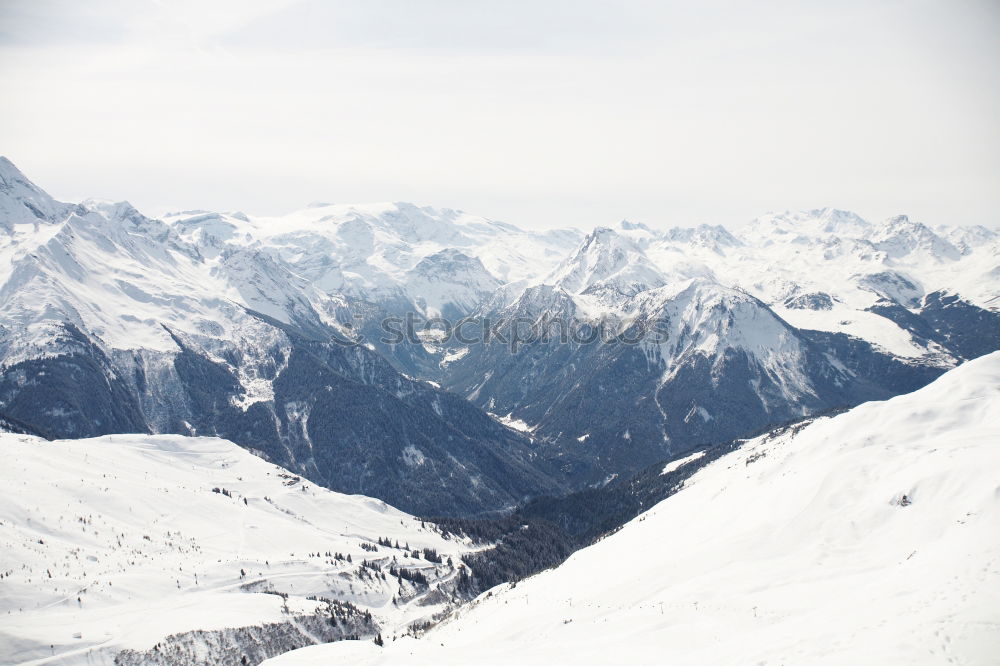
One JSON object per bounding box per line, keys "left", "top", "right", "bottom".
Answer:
{"left": 0, "top": 180, "right": 341, "bottom": 355}
{"left": 693, "top": 208, "right": 998, "bottom": 349}
{"left": 634, "top": 279, "right": 804, "bottom": 368}
{"left": 1, "top": 158, "right": 994, "bottom": 369}
{"left": 0, "top": 433, "right": 472, "bottom": 665}
{"left": 547, "top": 226, "right": 668, "bottom": 303}
{"left": 265, "top": 352, "right": 1000, "bottom": 666}
{"left": 485, "top": 208, "right": 997, "bottom": 368}
{"left": 166, "top": 202, "right": 581, "bottom": 319}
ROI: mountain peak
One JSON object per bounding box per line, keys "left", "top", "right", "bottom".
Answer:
{"left": 0, "top": 156, "right": 70, "bottom": 229}
{"left": 412, "top": 247, "right": 490, "bottom": 273}
{"left": 589, "top": 225, "right": 619, "bottom": 238}
{"left": 617, "top": 219, "right": 653, "bottom": 232}
{"left": 576, "top": 226, "right": 637, "bottom": 255}
{"left": 663, "top": 223, "right": 740, "bottom": 250}
{"left": 870, "top": 214, "right": 960, "bottom": 261}
{"left": 746, "top": 208, "right": 870, "bottom": 239}
{"left": 0, "top": 155, "right": 20, "bottom": 176}
{"left": 548, "top": 226, "right": 666, "bottom": 300}
{"left": 406, "top": 249, "right": 502, "bottom": 317}
{"left": 811, "top": 207, "right": 872, "bottom": 234}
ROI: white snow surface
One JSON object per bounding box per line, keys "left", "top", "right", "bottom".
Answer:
{"left": 265, "top": 352, "right": 1000, "bottom": 666}
{"left": 0, "top": 434, "right": 471, "bottom": 665}
{"left": 488, "top": 412, "right": 535, "bottom": 434}
{"left": 660, "top": 450, "right": 705, "bottom": 475}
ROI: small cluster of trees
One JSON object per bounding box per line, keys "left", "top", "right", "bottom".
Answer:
{"left": 306, "top": 595, "right": 375, "bottom": 630}
{"left": 389, "top": 565, "right": 428, "bottom": 586}
{"left": 357, "top": 560, "right": 388, "bottom": 581}
{"left": 376, "top": 536, "right": 410, "bottom": 550}
{"left": 314, "top": 552, "right": 351, "bottom": 563}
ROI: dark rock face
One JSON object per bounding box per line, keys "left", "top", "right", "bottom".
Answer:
{"left": 917, "top": 291, "right": 1000, "bottom": 360}
{"left": 328, "top": 298, "right": 447, "bottom": 381}
{"left": 867, "top": 291, "right": 1000, "bottom": 361}
{"left": 0, "top": 317, "right": 566, "bottom": 517}
{"left": 0, "top": 323, "right": 148, "bottom": 438}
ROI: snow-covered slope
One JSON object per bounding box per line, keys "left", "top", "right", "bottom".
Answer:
{"left": 265, "top": 351, "right": 1000, "bottom": 666}
{"left": 0, "top": 433, "right": 472, "bottom": 665}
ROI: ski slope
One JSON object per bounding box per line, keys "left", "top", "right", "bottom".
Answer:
{"left": 266, "top": 352, "right": 1000, "bottom": 666}
{"left": 0, "top": 434, "right": 472, "bottom": 665}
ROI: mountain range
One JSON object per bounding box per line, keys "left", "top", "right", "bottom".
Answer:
{"left": 1, "top": 156, "right": 998, "bottom": 511}
{"left": 2, "top": 156, "right": 999, "bottom": 665}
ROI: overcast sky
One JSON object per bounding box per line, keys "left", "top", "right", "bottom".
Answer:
{"left": 1, "top": 0, "right": 998, "bottom": 230}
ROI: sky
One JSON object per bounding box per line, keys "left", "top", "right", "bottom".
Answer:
{"left": 0, "top": 0, "right": 998, "bottom": 230}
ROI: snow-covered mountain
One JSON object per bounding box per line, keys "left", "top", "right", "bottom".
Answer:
{"left": 262, "top": 351, "right": 1000, "bottom": 666}
{"left": 159, "top": 195, "right": 582, "bottom": 380}
{"left": 1, "top": 155, "right": 998, "bottom": 664}
{"left": 692, "top": 207, "right": 999, "bottom": 348}
{"left": 442, "top": 270, "right": 946, "bottom": 483}
{"left": 0, "top": 432, "right": 473, "bottom": 665}
{"left": 546, "top": 226, "right": 670, "bottom": 305}
{"left": 0, "top": 158, "right": 568, "bottom": 516}
{"left": 431, "top": 207, "right": 998, "bottom": 481}
{"left": 0, "top": 156, "right": 997, "bottom": 507}
{"left": 165, "top": 202, "right": 580, "bottom": 319}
